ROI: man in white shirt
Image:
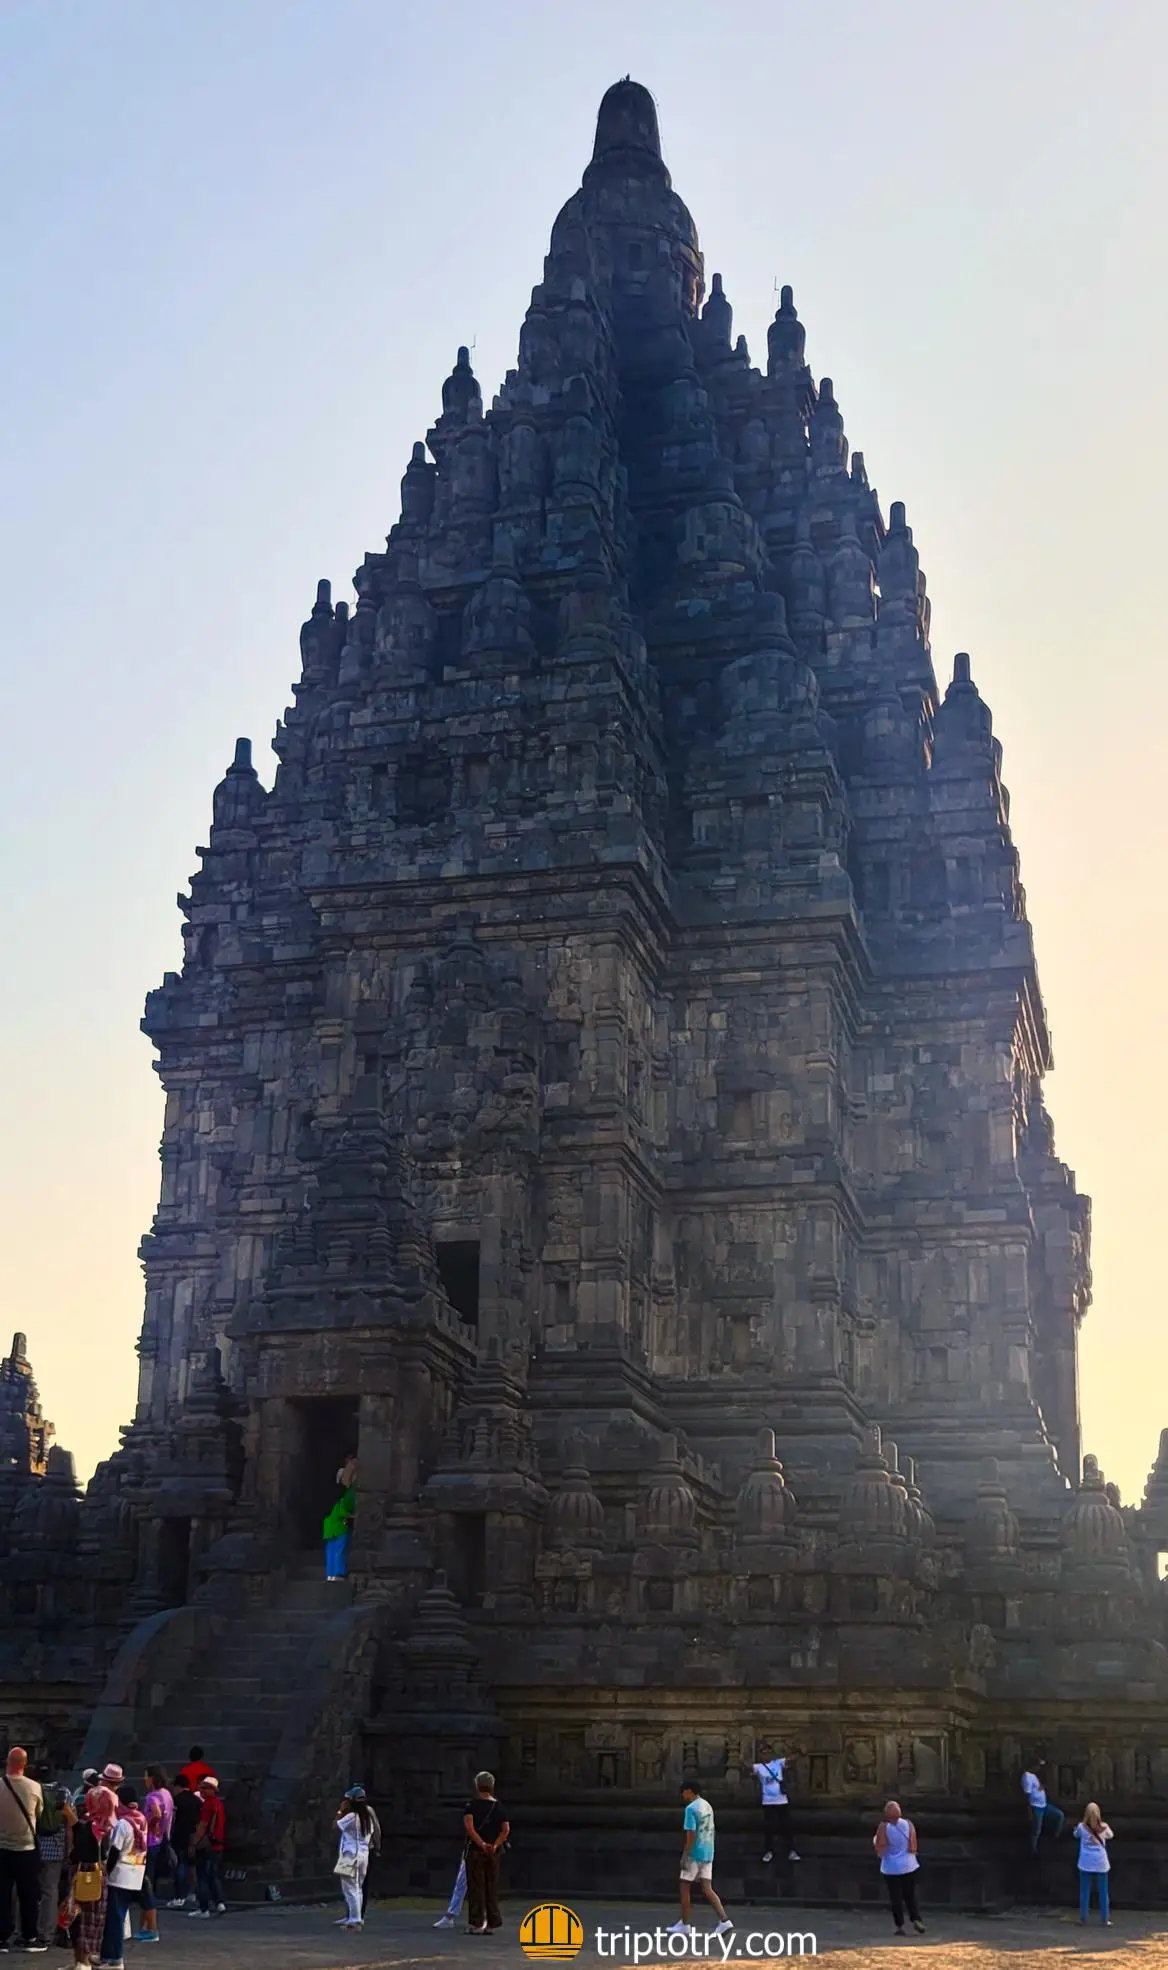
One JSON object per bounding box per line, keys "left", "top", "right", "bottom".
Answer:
{"left": 751, "top": 1741, "right": 800, "bottom": 1864}
{"left": 1021, "top": 1759, "right": 1065, "bottom": 1851}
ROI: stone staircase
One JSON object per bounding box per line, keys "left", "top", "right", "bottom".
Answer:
{"left": 122, "top": 1562, "right": 354, "bottom": 1863}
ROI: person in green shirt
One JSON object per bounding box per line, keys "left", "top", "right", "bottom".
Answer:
{"left": 323, "top": 1482, "right": 356, "bottom": 1579}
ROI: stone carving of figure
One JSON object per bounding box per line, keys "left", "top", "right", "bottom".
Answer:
{"left": 464, "top": 572, "right": 534, "bottom": 657}
{"left": 553, "top": 414, "right": 603, "bottom": 492}
{"left": 450, "top": 427, "right": 497, "bottom": 512}
{"left": 501, "top": 419, "right": 543, "bottom": 502}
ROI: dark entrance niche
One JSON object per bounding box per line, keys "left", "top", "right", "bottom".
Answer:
{"left": 287, "top": 1395, "right": 360, "bottom": 1550}
{"left": 436, "top": 1240, "right": 480, "bottom": 1330}
{"left": 158, "top": 1517, "right": 192, "bottom": 1607}
{"left": 450, "top": 1512, "right": 487, "bottom": 1607}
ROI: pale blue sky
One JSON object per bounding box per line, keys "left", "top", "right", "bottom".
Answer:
{"left": 1, "top": 0, "right": 1165, "bottom": 1499}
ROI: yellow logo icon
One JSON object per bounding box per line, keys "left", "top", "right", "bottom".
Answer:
{"left": 519, "top": 1903, "right": 584, "bottom": 1961}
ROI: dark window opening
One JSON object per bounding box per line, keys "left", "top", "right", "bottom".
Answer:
{"left": 437, "top": 1241, "right": 480, "bottom": 1328}
{"left": 451, "top": 1512, "right": 487, "bottom": 1607}
{"left": 158, "top": 1517, "right": 192, "bottom": 1607}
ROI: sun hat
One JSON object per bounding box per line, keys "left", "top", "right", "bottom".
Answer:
{"left": 100, "top": 1763, "right": 124, "bottom": 1784}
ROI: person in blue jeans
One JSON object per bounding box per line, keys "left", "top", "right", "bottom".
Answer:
{"left": 1074, "top": 1803, "right": 1113, "bottom": 1923}
{"left": 1021, "top": 1761, "right": 1064, "bottom": 1850}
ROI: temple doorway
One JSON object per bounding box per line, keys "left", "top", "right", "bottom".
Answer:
{"left": 287, "top": 1396, "right": 360, "bottom": 1551}
{"left": 157, "top": 1516, "right": 191, "bottom": 1606}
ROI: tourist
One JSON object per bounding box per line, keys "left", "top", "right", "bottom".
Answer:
{"left": 84, "top": 1767, "right": 121, "bottom": 1842}
{"left": 433, "top": 1854, "right": 468, "bottom": 1928}
{"left": 462, "top": 1771, "right": 509, "bottom": 1935}
{"left": 176, "top": 1746, "right": 215, "bottom": 1791}
{"left": 72, "top": 1770, "right": 100, "bottom": 1813}
{"left": 1021, "top": 1759, "right": 1065, "bottom": 1850}
{"left": 66, "top": 1794, "right": 108, "bottom": 1970}
{"left": 323, "top": 1473, "right": 357, "bottom": 1580}
{"left": 751, "top": 1741, "right": 800, "bottom": 1863}
{"left": 99, "top": 1784, "right": 149, "bottom": 1969}
{"left": 166, "top": 1773, "right": 202, "bottom": 1907}
{"left": 873, "top": 1800, "right": 925, "bottom": 1936}
{"left": 34, "top": 1767, "right": 75, "bottom": 1948}
{"left": 668, "top": 1776, "right": 732, "bottom": 1939}
{"left": 334, "top": 1786, "right": 375, "bottom": 1931}
{"left": 1074, "top": 1801, "right": 1113, "bottom": 1924}
{"left": 137, "top": 1766, "right": 173, "bottom": 1940}
{"left": 0, "top": 1744, "right": 46, "bottom": 1953}
{"left": 188, "top": 1775, "right": 226, "bottom": 1917}
{"left": 337, "top": 1451, "right": 358, "bottom": 1489}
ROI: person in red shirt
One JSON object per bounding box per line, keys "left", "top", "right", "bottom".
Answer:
{"left": 189, "top": 1778, "right": 226, "bottom": 1918}
{"left": 176, "top": 1746, "right": 215, "bottom": 1791}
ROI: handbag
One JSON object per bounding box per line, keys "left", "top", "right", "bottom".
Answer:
{"left": 72, "top": 1866, "right": 104, "bottom": 1904}
{"left": 334, "top": 1852, "right": 358, "bottom": 1879}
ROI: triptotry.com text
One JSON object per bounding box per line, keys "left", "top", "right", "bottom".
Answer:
{"left": 594, "top": 1926, "right": 817, "bottom": 1959}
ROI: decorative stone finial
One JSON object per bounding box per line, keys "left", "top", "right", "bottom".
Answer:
{"left": 441, "top": 346, "right": 483, "bottom": 423}
{"left": 591, "top": 79, "right": 662, "bottom": 164}
{"left": 966, "top": 1460, "right": 1019, "bottom": 1561}
{"left": 1062, "top": 1453, "right": 1128, "bottom": 1568}
{"left": 953, "top": 652, "right": 972, "bottom": 686}
{"left": 232, "top": 738, "right": 253, "bottom": 772}
{"left": 837, "top": 1426, "right": 907, "bottom": 1543}
{"left": 736, "top": 1426, "right": 793, "bottom": 1542}
{"left": 547, "top": 1432, "right": 604, "bottom": 1550}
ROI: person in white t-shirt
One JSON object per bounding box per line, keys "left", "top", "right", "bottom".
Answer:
{"left": 751, "top": 1742, "right": 800, "bottom": 1863}
{"left": 873, "top": 1800, "right": 925, "bottom": 1936}
{"left": 1020, "top": 1759, "right": 1065, "bottom": 1851}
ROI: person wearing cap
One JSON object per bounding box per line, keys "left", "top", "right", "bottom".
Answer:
{"left": 188, "top": 1778, "right": 226, "bottom": 1918}
{"left": 334, "top": 1787, "right": 375, "bottom": 1931}
{"left": 166, "top": 1774, "right": 201, "bottom": 1908}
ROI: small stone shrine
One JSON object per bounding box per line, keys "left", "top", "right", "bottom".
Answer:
{"left": 4, "top": 82, "right": 1167, "bottom": 1900}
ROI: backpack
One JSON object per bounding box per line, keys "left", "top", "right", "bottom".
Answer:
{"left": 39, "top": 1785, "right": 65, "bottom": 1838}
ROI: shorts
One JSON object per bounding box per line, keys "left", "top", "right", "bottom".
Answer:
{"left": 680, "top": 1860, "right": 713, "bottom": 1882}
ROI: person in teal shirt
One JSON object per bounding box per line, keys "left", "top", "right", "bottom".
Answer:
{"left": 669, "top": 1778, "right": 733, "bottom": 1937}
{"left": 323, "top": 1483, "right": 355, "bottom": 1579}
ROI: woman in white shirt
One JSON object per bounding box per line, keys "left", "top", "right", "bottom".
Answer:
{"left": 873, "top": 1800, "right": 925, "bottom": 1936}
{"left": 1074, "top": 1803, "right": 1113, "bottom": 1925}
{"left": 334, "top": 1786, "right": 374, "bottom": 1931}
{"left": 99, "top": 1784, "right": 149, "bottom": 1969}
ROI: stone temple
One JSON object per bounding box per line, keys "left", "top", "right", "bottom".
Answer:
{"left": 4, "top": 79, "right": 1168, "bottom": 1903}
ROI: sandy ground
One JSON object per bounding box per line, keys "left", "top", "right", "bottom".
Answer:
{"left": 113, "top": 1897, "right": 1168, "bottom": 1968}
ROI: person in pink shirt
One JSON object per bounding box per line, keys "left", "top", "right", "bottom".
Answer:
{"left": 139, "top": 1766, "right": 174, "bottom": 1939}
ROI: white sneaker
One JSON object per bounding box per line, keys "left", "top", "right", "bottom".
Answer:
{"left": 667, "top": 1922, "right": 693, "bottom": 1936}
{"left": 188, "top": 1909, "right": 211, "bottom": 1919}
{"left": 761, "top": 1849, "right": 773, "bottom": 1862}
{"left": 788, "top": 1849, "right": 802, "bottom": 1861}
{"left": 166, "top": 1898, "right": 186, "bottom": 1909}
{"left": 215, "top": 1903, "right": 227, "bottom": 1914}
{"left": 435, "top": 1915, "right": 457, "bottom": 1927}
{"left": 715, "top": 1919, "right": 734, "bottom": 1936}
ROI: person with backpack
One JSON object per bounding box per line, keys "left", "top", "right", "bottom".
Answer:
{"left": 99, "top": 1784, "right": 150, "bottom": 1970}
{"left": 35, "top": 1769, "right": 75, "bottom": 1949}
{"left": 751, "top": 1741, "right": 801, "bottom": 1864}
{"left": 462, "top": 1772, "right": 509, "bottom": 1934}
{"left": 166, "top": 1773, "right": 202, "bottom": 1907}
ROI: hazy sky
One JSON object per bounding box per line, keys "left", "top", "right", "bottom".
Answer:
{"left": 1, "top": 0, "right": 1165, "bottom": 1502}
